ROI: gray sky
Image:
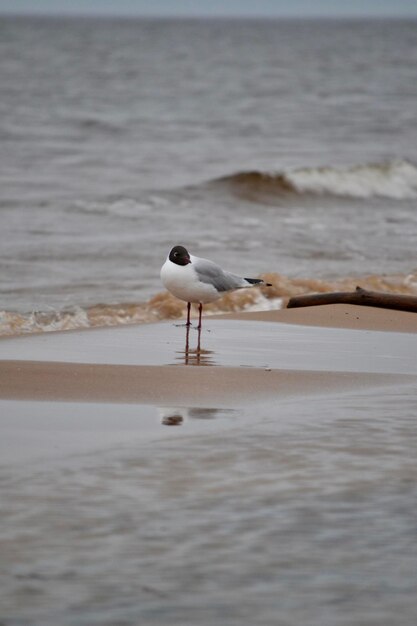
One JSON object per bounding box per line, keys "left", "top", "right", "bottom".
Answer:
{"left": 1, "top": 0, "right": 417, "bottom": 18}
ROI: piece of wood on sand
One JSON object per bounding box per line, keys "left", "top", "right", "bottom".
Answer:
{"left": 287, "top": 286, "right": 417, "bottom": 313}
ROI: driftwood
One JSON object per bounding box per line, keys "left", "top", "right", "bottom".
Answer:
{"left": 287, "top": 287, "right": 417, "bottom": 313}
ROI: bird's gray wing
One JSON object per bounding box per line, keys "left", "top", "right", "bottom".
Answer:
{"left": 193, "top": 257, "right": 246, "bottom": 292}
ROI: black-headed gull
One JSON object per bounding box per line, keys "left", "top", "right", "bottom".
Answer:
{"left": 160, "top": 245, "right": 272, "bottom": 329}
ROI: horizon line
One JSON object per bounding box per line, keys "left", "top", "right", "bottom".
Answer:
{"left": 1, "top": 11, "right": 416, "bottom": 20}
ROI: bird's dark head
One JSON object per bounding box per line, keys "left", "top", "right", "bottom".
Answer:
{"left": 169, "top": 245, "right": 191, "bottom": 266}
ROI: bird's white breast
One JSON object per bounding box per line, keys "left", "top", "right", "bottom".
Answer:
{"left": 160, "top": 259, "right": 221, "bottom": 304}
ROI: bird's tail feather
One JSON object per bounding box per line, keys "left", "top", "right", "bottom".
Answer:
{"left": 245, "top": 278, "right": 272, "bottom": 287}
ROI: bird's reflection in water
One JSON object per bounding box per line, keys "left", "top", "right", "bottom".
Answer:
{"left": 159, "top": 406, "right": 236, "bottom": 426}
{"left": 176, "top": 324, "right": 215, "bottom": 366}
{"left": 188, "top": 407, "right": 218, "bottom": 420}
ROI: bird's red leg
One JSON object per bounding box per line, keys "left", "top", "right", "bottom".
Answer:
{"left": 186, "top": 302, "right": 191, "bottom": 326}
{"left": 197, "top": 303, "right": 203, "bottom": 330}
{"left": 196, "top": 324, "right": 201, "bottom": 356}
{"left": 185, "top": 323, "right": 190, "bottom": 363}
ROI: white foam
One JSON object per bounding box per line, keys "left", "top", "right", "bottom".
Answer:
{"left": 286, "top": 160, "right": 417, "bottom": 200}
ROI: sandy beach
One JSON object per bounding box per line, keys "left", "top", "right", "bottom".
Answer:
{"left": 1, "top": 304, "right": 416, "bottom": 407}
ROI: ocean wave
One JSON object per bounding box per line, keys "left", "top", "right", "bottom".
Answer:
{"left": 1, "top": 271, "right": 416, "bottom": 337}
{"left": 215, "top": 160, "right": 417, "bottom": 200}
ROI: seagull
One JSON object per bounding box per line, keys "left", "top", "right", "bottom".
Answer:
{"left": 160, "top": 245, "right": 272, "bottom": 329}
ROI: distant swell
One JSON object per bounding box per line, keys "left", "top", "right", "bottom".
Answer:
{"left": 1, "top": 271, "right": 416, "bottom": 337}
{"left": 215, "top": 160, "right": 417, "bottom": 200}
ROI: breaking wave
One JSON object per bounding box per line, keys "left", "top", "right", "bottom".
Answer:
{"left": 1, "top": 271, "right": 416, "bottom": 337}
{"left": 216, "top": 159, "right": 417, "bottom": 200}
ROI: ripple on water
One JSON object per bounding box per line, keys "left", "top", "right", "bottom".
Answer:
{"left": 0, "top": 383, "right": 417, "bottom": 625}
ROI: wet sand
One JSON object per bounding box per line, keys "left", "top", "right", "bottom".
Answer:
{"left": 1, "top": 304, "right": 416, "bottom": 404}
{"left": 0, "top": 303, "right": 416, "bottom": 455}
{"left": 0, "top": 301, "right": 415, "bottom": 469}
{"left": 213, "top": 301, "right": 417, "bottom": 332}
{"left": 1, "top": 304, "right": 416, "bottom": 409}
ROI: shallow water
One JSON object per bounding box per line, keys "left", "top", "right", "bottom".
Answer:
{"left": 1, "top": 383, "right": 417, "bottom": 626}
{"left": 1, "top": 319, "right": 417, "bottom": 374}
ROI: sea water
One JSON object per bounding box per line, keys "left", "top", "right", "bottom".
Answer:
{"left": 1, "top": 16, "right": 417, "bottom": 331}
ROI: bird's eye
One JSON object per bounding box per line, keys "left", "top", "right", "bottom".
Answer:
{"left": 174, "top": 252, "right": 178, "bottom": 257}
